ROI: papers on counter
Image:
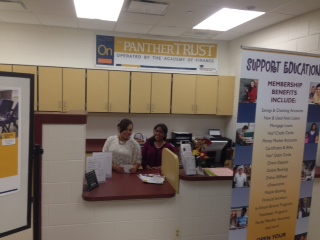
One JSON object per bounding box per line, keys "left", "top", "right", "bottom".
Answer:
{"left": 86, "top": 152, "right": 112, "bottom": 183}
{"left": 138, "top": 174, "right": 165, "bottom": 184}
{"left": 203, "top": 168, "right": 233, "bottom": 177}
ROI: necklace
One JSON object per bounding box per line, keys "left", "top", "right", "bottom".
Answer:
{"left": 154, "top": 141, "right": 165, "bottom": 149}
{"left": 118, "top": 136, "right": 127, "bottom": 145}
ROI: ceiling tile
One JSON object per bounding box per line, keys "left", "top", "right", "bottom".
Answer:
{"left": 78, "top": 19, "right": 116, "bottom": 31}
{"left": 115, "top": 22, "right": 154, "bottom": 34}
{"left": 149, "top": 26, "right": 188, "bottom": 36}
{"left": 118, "top": 12, "right": 162, "bottom": 25}
{"left": 1, "top": 0, "right": 320, "bottom": 41}
{"left": 24, "top": 0, "right": 76, "bottom": 16}
{"left": 36, "top": 14, "right": 78, "bottom": 28}
{"left": 157, "top": 3, "right": 219, "bottom": 28}
{"left": 271, "top": 0, "right": 320, "bottom": 15}
{"left": 0, "top": 11, "right": 40, "bottom": 25}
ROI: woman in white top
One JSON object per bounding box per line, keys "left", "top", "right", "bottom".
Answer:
{"left": 102, "top": 118, "right": 141, "bottom": 173}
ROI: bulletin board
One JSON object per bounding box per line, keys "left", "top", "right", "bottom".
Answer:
{"left": 0, "top": 72, "right": 34, "bottom": 238}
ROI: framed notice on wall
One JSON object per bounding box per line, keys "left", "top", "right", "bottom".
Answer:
{"left": 0, "top": 72, "right": 34, "bottom": 238}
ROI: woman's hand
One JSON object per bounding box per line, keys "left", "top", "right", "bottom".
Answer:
{"left": 113, "top": 165, "right": 124, "bottom": 173}
{"left": 129, "top": 163, "right": 140, "bottom": 173}
{"left": 129, "top": 166, "right": 138, "bottom": 173}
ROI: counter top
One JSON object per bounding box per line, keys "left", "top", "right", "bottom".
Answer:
{"left": 82, "top": 169, "right": 176, "bottom": 201}
{"left": 179, "top": 169, "right": 233, "bottom": 181}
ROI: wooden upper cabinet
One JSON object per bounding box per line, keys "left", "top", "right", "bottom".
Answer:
{"left": 151, "top": 73, "right": 171, "bottom": 113}
{"left": 172, "top": 74, "right": 219, "bottom": 114}
{"left": 217, "top": 76, "right": 235, "bottom": 115}
{"left": 38, "top": 67, "right": 62, "bottom": 111}
{"left": 171, "top": 74, "right": 196, "bottom": 114}
{"left": 62, "top": 68, "right": 86, "bottom": 111}
{"left": 87, "top": 69, "right": 109, "bottom": 112}
{"left": 0, "top": 65, "right": 12, "bottom": 72}
{"left": 130, "top": 72, "right": 151, "bottom": 113}
{"left": 109, "top": 71, "right": 130, "bottom": 113}
{"left": 195, "top": 75, "right": 218, "bottom": 114}
{"left": 12, "top": 65, "right": 38, "bottom": 111}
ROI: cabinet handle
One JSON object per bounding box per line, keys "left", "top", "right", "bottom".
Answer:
{"left": 195, "top": 104, "right": 198, "bottom": 113}
{"left": 63, "top": 101, "right": 67, "bottom": 111}
{"left": 151, "top": 103, "right": 154, "bottom": 112}
{"left": 109, "top": 103, "right": 112, "bottom": 111}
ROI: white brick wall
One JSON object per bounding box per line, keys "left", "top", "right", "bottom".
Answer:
{"left": 41, "top": 124, "right": 232, "bottom": 240}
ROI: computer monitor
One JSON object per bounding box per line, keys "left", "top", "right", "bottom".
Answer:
{"left": 209, "top": 129, "right": 221, "bottom": 138}
{"left": 204, "top": 140, "right": 228, "bottom": 151}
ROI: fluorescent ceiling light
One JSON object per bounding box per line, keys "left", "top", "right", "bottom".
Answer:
{"left": 193, "top": 8, "right": 265, "bottom": 31}
{"left": 73, "top": 0, "right": 125, "bottom": 21}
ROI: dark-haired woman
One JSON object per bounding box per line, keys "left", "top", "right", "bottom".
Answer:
{"left": 308, "top": 123, "right": 318, "bottom": 143}
{"left": 141, "top": 123, "right": 174, "bottom": 170}
{"left": 102, "top": 118, "right": 141, "bottom": 173}
{"left": 245, "top": 80, "right": 258, "bottom": 103}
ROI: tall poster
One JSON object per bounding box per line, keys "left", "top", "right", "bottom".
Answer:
{"left": 0, "top": 72, "right": 34, "bottom": 238}
{"left": 229, "top": 47, "right": 319, "bottom": 240}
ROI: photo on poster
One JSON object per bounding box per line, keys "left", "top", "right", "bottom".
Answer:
{"left": 297, "top": 197, "right": 311, "bottom": 219}
{"left": 0, "top": 90, "right": 19, "bottom": 137}
{"left": 229, "top": 207, "right": 249, "bottom": 230}
{"left": 0, "top": 89, "right": 19, "bottom": 184}
{"left": 238, "top": 78, "right": 259, "bottom": 103}
{"left": 235, "top": 123, "right": 255, "bottom": 146}
{"left": 309, "top": 82, "right": 319, "bottom": 104}
{"left": 301, "top": 160, "right": 315, "bottom": 181}
{"left": 305, "top": 122, "right": 319, "bottom": 144}
{"left": 232, "top": 165, "right": 251, "bottom": 188}
{"left": 295, "top": 232, "right": 308, "bottom": 240}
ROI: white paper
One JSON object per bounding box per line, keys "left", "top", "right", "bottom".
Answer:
{"left": 122, "top": 164, "right": 133, "bottom": 173}
{"left": 92, "top": 152, "right": 112, "bottom": 178}
{"left": 138, "top": 174, "right": 165, "bottom": 184}
{"left": 86, "top": 156, "right": 106, "bottom": 183}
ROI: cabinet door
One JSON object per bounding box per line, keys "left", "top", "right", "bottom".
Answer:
{"left": 217, "top": 76, "right": 235, "bottom": 115}
{"left": 12, "top": 65, "right": 38, "bottom": 111}
{"left": 109, "top": 71, "right": 130, "bottom": 113}
{"left": 195, "top": 75, "right": 218, "bottom": 114}
{"left": 62, "top": 68, "right": 86, "bottom": 111}
{"left": 171, "top": 74, "right": 196, "bottom": 114}
{"left": 87, "top": 69, "right": 109, "bottom": 112}
{"left": 38, "top": 67, "right": 62, "bottom": 111}
{"left": 0, "top": 65, "right": 12, "bottom": 72}
{"left": 151, "top": 73, "right": 171, "bottom": 113}
{"left": 131, "top": 72, "right": 151, "bottom": 113}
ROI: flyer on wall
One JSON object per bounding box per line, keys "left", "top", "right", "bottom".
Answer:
{"left": 0, "top": 89, "right": 20, "bottom": 196}
{"left": 229, "top": 47, "right": 319, "bottom": 240}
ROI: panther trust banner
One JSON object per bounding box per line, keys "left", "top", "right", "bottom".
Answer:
{"left": 229, "top": 47, "right": 319, "bottom": 240}
{"left": 96, "top": 35, "right": 218, "bottom": 74}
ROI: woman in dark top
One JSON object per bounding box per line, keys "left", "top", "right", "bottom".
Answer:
{"left": 308, "top": 122, "right": 318, "bottom": 143}
{"left": 141, "top": 123, "right": 174, "bottom": 170}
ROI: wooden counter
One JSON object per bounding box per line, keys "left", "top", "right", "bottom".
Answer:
{"left": 82, "top": 169, "right": 176, "bottom": 201}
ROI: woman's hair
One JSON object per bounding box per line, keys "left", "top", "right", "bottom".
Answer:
{"left": 247, "top": 80, "right": 255, "bottom": 92}
{"left": 117, "top": 118, "right": 133, "bottom": 133}
{"left": 310, "top": 123, "right": 317, "bottom": 131}
{"left": 148, "top": 123, "right": 168, "bottom": 142}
